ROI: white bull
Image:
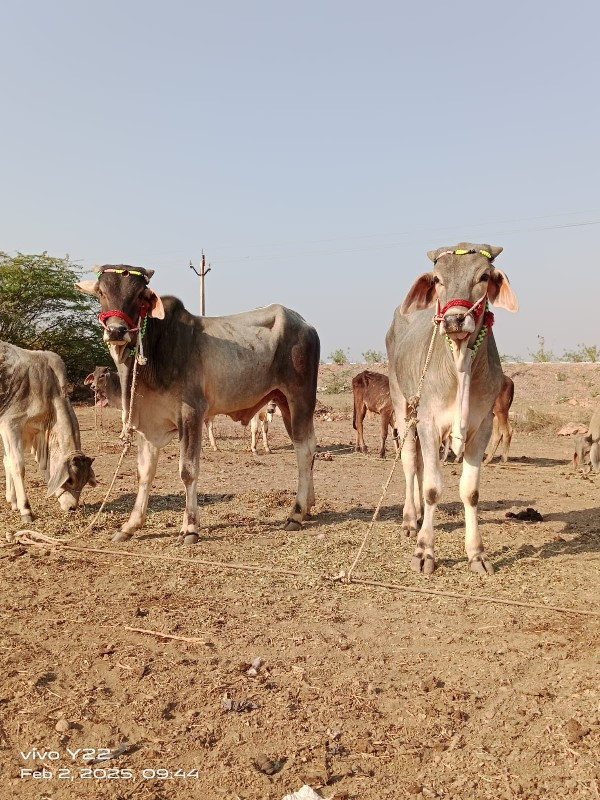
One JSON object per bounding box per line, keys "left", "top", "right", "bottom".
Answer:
{"left": 386, "top": 243, "right": 518, "bottom": 574}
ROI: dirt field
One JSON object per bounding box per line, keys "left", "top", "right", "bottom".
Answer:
{"left": 1, "top": 363, "right": 599, "bottom": 800}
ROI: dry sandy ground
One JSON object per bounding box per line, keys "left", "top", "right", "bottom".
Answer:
{"left": 0, "top": 363, "right": 598, "bottom": 800}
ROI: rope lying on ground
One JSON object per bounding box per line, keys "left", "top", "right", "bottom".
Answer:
{"left": 6, "top": 534, "right": 600, "bottom": 618}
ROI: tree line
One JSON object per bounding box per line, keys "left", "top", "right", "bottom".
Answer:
{"left": 0, "top": 252, "right": 111, "bottom": 388}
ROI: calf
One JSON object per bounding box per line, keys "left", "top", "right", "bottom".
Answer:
{"left": 1, "top": 342, "right": 96, "bottom": 521}
{"left": 250, "top": 400, "right": 277, "bottom": 454}
{"left": 352, "top": 370, "right": 396, "bottom": 458}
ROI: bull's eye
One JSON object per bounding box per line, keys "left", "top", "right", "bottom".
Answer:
{"left": 480, "top": 273, "right": 490, "bottom": 282}
{"left": 433, "top": 275, "right": 440, "bottom": 285}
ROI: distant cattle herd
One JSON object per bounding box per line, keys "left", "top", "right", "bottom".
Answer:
{"left": 1, "top": 243, "right": 598, "bottom": 573}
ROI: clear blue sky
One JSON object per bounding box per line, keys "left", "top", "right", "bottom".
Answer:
{"left": 1, "top": 0, "right": 599, "bottom": 361}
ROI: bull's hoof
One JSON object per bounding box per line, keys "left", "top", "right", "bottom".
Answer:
{"left": 469, "top": 554, "right": 495, "bottom": 575}
{"left": 284, "top": 518, "right": 302, "bottom": 532}
{"left": 112, "top": 531, "right": 133, "bottom": 543}
{"left": 182, "top": 533, "right": 199, "bottom": 545}
{"left": 411, "top": 554, "right": 436, "bottom": 574}
{"left": 20, "top": 512, "right": 34, "bottom": 524}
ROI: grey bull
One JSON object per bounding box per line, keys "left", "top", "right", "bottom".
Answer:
{"left": 0, "top": 341, "right": 97, "bottom": 521}
{"left": 386, "top": 243, "right": 519, "bottom": 574}
{"left": 76, "top": 266, "right": 320, "bottom": 543}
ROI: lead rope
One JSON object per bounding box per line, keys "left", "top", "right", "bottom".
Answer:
{"left": 344, "top": 321, "right": 438, "bottom": 583}
{"left": 9, "top": 331, "right": 143, "bottom": 547}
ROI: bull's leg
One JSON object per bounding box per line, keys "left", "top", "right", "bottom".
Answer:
{"left": 379, "top": 411, "right": 391, "bottom": 458}
{"left": 482, "top": 416, "right": 501, "bottom": 465}
{"left": 262, "top": 419, "right": 271, "bottom": 454}
{"left": 250, "top": 414, "right": 259, "bottom": 454}
{"left": 1, "top": 432, "right": 33, "bottom": 522}
{"left": 441, "top": 434, "right": 451, "bottom": 464}
{"left": 178, "top": 407, "right": 203, "bottom": 545}
{"left": 500, "top": 418, "right": 513, "bottom": 463}
{"left": 411, "top": 429, "right": 443, "bottom": 574}
{"left": 461, "top": 413, "right": 494, "bottom": 574}
{"left": 205, "top": 417, "right": 219, "bottom": 452}
{"left": 591, "top": 441, "right": 600, "bottom": 472}
{"left": 284, "top": 401, "right": 317, "bottom": 531}
{"left": 400, "top": 427, "right": 420, "bottom": 536}
{"left": 3, "top": 452, "right": 17, "bottom": 511}
{"left": 114, "top": 434, "right": 160, "bottom": 541}
{"left": 355, "top": 404, "right": 368, "bottom": 453}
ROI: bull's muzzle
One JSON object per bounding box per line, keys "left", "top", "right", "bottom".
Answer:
{"left": 440, "top": 311, "right": 476, "bottom": 337}
{"left": 103, "top": 323, "right": 131, "bottom": 344}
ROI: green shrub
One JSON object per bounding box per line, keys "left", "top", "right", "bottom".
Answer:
{"left": 362, "top": 349, "right": 385, "bottom": 364}
{"left": 561, "top": 344, "right": 599, "bottom": 362}
{"left": 329, "top": 348, "right": 349, "bottom": 365}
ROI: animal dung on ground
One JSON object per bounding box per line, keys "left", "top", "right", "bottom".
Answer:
{"left": 565, "top": 718, "right": 590, "bottom": 744}
{"left": 222, "top": 692, "right": 258, "bottom": 712}
{"left": 254, "top": 751, "right": 284, "bottom": 775}
{"left": 505, "top": 507, "right": 544, "bottom": 522}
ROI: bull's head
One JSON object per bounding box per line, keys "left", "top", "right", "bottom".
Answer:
{"left": 76, "top": 266, "right": 164, "bottom": 363}
{"left": 47, "top": 452, "right": 97, "bottom": 511}
{"left": 400, "top": 243, "right": 518, "bottom": 341}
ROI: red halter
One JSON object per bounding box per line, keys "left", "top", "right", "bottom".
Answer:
{"left": 434, "top": 292, "right": 488, "bottom": 325}
{"left": 98, "top": 304, "right": 147, "bottom": 333}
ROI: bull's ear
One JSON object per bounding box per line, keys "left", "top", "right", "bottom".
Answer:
{"left": 84, "top": 373, "right": 95, "bottom": 385}
{"left": 488, "top": 268, "right": 519, "bottom": 311}
{"left": 87, "top": 459, "right": 98, "bottom": 488}
{"left": 400, "top": 272, "right": 437, "bottom": 315}
{"left": 47, "top": 461, "right": 70, "bottom": 497}
{"left": 142, "top": 287, "right": 165, "bottom": 319}
{"left": 75, "top": 280, "right": 99, "bottom": 296}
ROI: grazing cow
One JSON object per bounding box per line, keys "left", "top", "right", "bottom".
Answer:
{"left": 352, "top": 370, "right": 396, "bottom": 458}
{"left": 250, "top": 400, "right": 277, "bottom": 454}
{"left": 86, "top": 365, "right": 220, "bottom": 451}
{"left": 76, "top": 266, "right": 319, "bottom": 543}
{"left": 483, "top": 374, "right": 515, "bottom": 465}
{"left": 386, "top": 243, "right": 518, "bottom": 574}
{"left": 1, "top": 342, "right": 97, "bottom": 521}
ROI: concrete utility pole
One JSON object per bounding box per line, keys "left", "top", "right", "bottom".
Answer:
{"left": 189, "top": 252, "right": 211, "bottom": 315}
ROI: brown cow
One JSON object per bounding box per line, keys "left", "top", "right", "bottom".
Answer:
{"left": 352, "top": 370, "right": 396, "bottom": 458}
{"left": 482, "top": 375, "right": 514, "bottom": 465}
